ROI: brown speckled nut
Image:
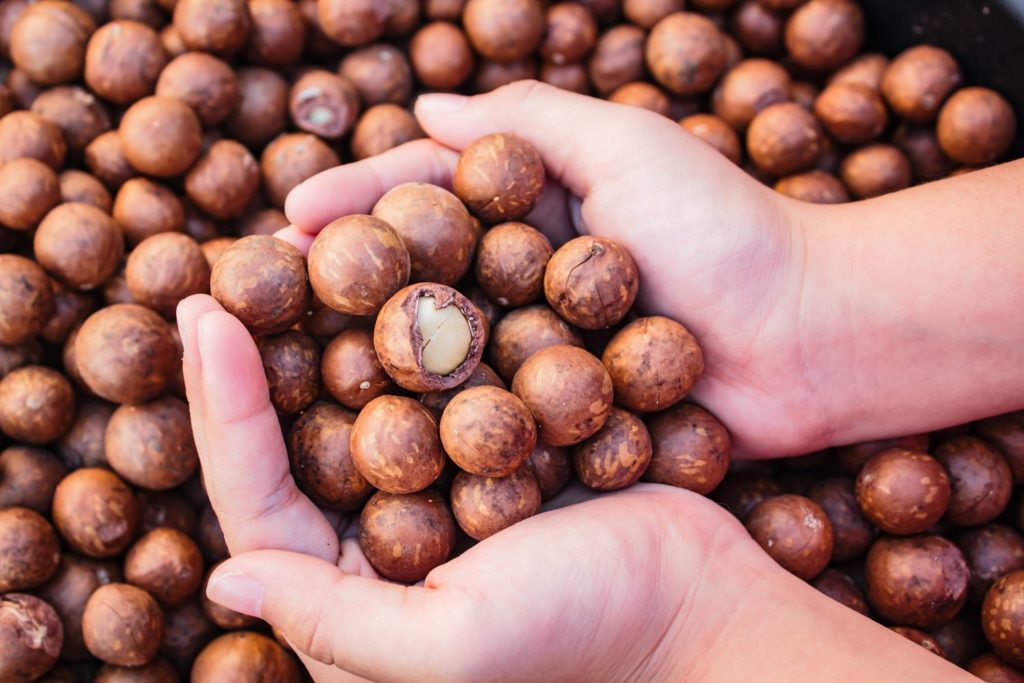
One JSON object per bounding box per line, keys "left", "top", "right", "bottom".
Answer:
{"left": 257, "top": 330, "right": 322, "bottom": 415}
{"left": 84, "top": 20, "right": 169, "bottom": 105}
{"left": 125, "top": 233, "right": 210, "bottom": 318}
{"left": 573, "top": 407, "right": 652, "bottom": 491}
{"left": 643, "top": 403, "right": 730, "bottom": 494}
{"left": 192, "top": 632, "right": 301, "bottom": 683}
{"left": 451, "top": 468, "right": 542, "bottom": 540}
{"left": 105, "top": 398, "right": 199, "bottom": 491}
{"left": 474, "top": 222, "right": 553, "bottom": 307}
{"left": 123, "top": 528, "right": 203, "bottom": 607}
{"left": 321, "top": 328, "right": 396, "bottom": 410}
{"left": 865, "top": 535, "right": 969, "bottom": 629}
{"left": 173, "top": 0, "right": 252, "bottom": 56}
{"left": 373, "top": 283, "right": 486, "bottom": 392}
{"left": 0, "top": 255, "right": 54, "bottom": 345}
{"left": 855, "top": 448, "right": 950, "bottom": 535}
{"left": 358, "top": 489, "right": 456, "bottom": 583}
{"left": 440, "top": 386, "right": 537, "bottom": 477}
{"left": 602, "top": 316, "right": 703, "bottom": 412}
{"left": 210, "top": 235, "right": 310, "bottom": 337}
{"left": 34, "top": 203, "right": 124, "bottom": 290}
{"left": 453, "top": 133, "right": 546, "bottom": 224}
{"left": 933, "top": 436, "right": 1012, "bottom": 527}
{"left": 489, "top": 305, "right": 584, "bottom": 383}
{"left": 350, "top": 396, "right": 446, "bottom": 494}
{"left": 511, "top": 344, "right": 613, "bottom": 446}
{"left": 745, "top": 494, "right": 833, "bottom": 580}
{"left": 0, "top": 446, "right": 66, "bottom": 513}
{"left": 52, "top": 468, "right": 141, "bottom": 558}
{"left": 288, "top": 401, "right": 372, "bottom": 510}
{"left": 82, "top": 583, "right": 163, "bottom": 666}
{"left": 0, "top": 594, "right": 63, "bottom": 683}
{"left": 645, "top": 12, "right": 726, "bottom": 96}
{"left": 0, "top": 507, "right": 60, "bottom": 592}
{"left": 307, "top": 215, "right": 410, "bottom": 316}
{"left": 880, "top": 45, "right": 961, "bottom": 124}
{"left": 544, "top": 235, "right": 639, "bottom": 330}
{"left": 0, "top": 366, "right": 76, "bottom": 444}
{"left": 185, "top": 140, "right": 260, "bottom": 220}
{"left": 983, "top": 571, "right": 1024, "bottom": 667}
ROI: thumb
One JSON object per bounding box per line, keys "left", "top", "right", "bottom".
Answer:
{"left": 206, "top": 550, "right": 463, "bottom": 681}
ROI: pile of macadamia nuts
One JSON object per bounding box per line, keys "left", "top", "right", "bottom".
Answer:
{"left": 0, "top": 0, "right": 1021, "bottom": 681}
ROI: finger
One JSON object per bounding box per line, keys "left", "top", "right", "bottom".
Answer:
{"left": 274, "top": 224, "right": 315, "bottom": 256}
{"left": 195, "top": 308, "right": 339, "bottom": 561}
{"left": 285, "top": 138, "right": 460, "bottom": 234}
{"left": 177, "top": 294, "right": 224, "bottom": 458}
{"left": 207, "top": 550, "right": 456, "bottom": 680}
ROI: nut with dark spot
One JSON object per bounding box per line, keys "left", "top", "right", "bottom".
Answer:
{"left": 257, "top": 330, "right": 322, "bottom": 415}
{"left": 358, "top": 489, "right": 456, "bottom": 582}
{"left": 0, "top": 255, "right": 54, "bottom": 345}
{"left": 53, "top": 468, "right": 140, "bottom": 558}
{"left": 544, "top": 235, "right": 639, "bottom": 330}
{"left": 0, "top": 507, "right": 61, "bottom": 592}
{"left": 0, "top": 366, "right": 75, "bottom": 444}
{"left": 645, "top": 12, "right": 726, "bottom": 96}
{"left": 451, "top": 468, "right": 542, "bottom": 540}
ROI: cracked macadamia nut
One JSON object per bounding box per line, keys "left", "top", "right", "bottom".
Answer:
{"left": 119, "top": 96, "right": 202, "bottom": 178}
{"left": 156, "top": 52, "right": 238, "bottom": 127}
{"left": 59, "top": 170, "right": 113, "bottom": 211}
{"left": 880, "top": 45, "right": 961, "bottom": 124}
{"left": 490, "top": 304, "right": 584, "bottom": 382}
{"left": 474, "top": 222, "right": 553, "bottom": 307}
{"left": 0, "top": 446, "right": 66, "bottom": 513}
{"left": 359, "top": 489, "right": 456, "bottom": 582}
{"left": 83, "top": 583, "right": 163, "bottom": 666}
{"left": 53, "top": 468, "right": 140, "bottom": 558}
{"left": 351, "top": 103, "right": 425, "bottom": 160}
{"left": 574, "top": 407, "right": 652, "bottom": 491}
{"left": 247, "top": 0, "right": 306, "bottom": 66}
{"left": 454, "top": 133, "right": 545, "bottom": 224}
{"left": 0, "top": 157, "right": 60, "bottom": 230}
{"left": 809, "top": 477, "right": 874, "bottom": 562}
{"left": 10, "top": 1, "right": 95, "bottom": 85}
{"left": 745, "top": 494, "right": 834, "bottom": 580}
{"left": 866, "top": 535, "right": 969, "bottom": 629}
{"left": 340, "top": 43, "right": 413, "bottom": 106}
{"left": 747, "top": 102, "right": 824, "bottom": 176}
{"left": 105, "top": 397, "right": 199, "bottom": 490}
{"left": 464, "top": 0, "right": 544, "bottom": 62}
{"left": 524, "top": 443, "right": 572, "bottom": 500}
{"left": 0, "top": 594, "right": 63, "bottom": 683}
{"left": 541, "top": 2, "right": 598, "bottom": 65}
{"left": 226, "top": 67, "right": 289, "bottom": 148}
{"left": 289, "top": 69, "right": 360, "bottom": 139}
{"left": 75, "top": 304, "right": 177, "bottom": 403}
{"left": 934, "top": 436, "right": 1013, "bottom": 527}
{"left": 126, "top": 233, "right": 209, "bottom": 317}
{"left": 124, "top": 528, "right": 203, "bottom": 607}
{"left": 210, "top": 235, "right": 310, "bottom": 336}
{"left": 351, "top": 395, "right": 446, "bottom": 493}
{"left": 374, "top": 283, "right": 486, "bottom": 392}
{"left": 441, "top": 386, "right": 537, "bottom": 477}
{"left": 602, "top": 316, "right": 703, "bottom": 412}
{"left": 409, "top": 21, "right": 475, "bottom": 91}
{"left": 937, "top": 87, "right": 1017, "bottom": 166}
{"left": 322, "top": 328, "right": 396, "bottom": 410}
{"left": 113, "top": 178, "right": 184, "bottom": 248}
{"left": 308, "top": 214, "right": 410, "bottom": 316}
{"left": 173, "top": 0, "right": 250, "bottom": 56}
{"left": 0, "top": 507, "right": 60, "bottom": 592}
{"left": 0, "top": 111, "right": 67, "bottom": 169}
{"left": 680, "top": 114, "right": 743, "bottom": 164}
{"left": 855, "top": 448, "right": 950, "bottom": 535}
{"left": 261, "top": 132, "right": 340, "bottom": 207}
{"left": 840, "top": 144, "right": 912, "bottom": 199}
{"left": 192, "top": 631, "right": 300, "bottom": 683}
{"left": 774, "top": 170, "right": 850, "bottom": 204}
{"left": 288, "top": 401, "right": 373, "bottom": 510}
{"left": 257, "top": 330, "right": 322, "bottom": 415}
{"left": 784, "top": 0, "right": 864, "bottom": 72}
{"left": 85, "top": 20, "right": 168, "bottom": 105}
{"left": 451, "top": 468, "right": 542, "bottom": 540}
{"left": 646, "top": 12, "right": 726, "bottom": 96}
{"left": 512, "top": 344, "right": 613, "bottom": 446}
{"left": 0, "top": 255, "right": 54, "bottom": 345}
{"left": 185, "top": 139, "right": 260, "bottom": 220}
{"left": 0, "top": 366, "right": 75, "bottom": 444}
{"left": 643, "top": 403, "right": 730, "bottom": 494}
{"left": 983, "top": 571, "right": 1024, "bottom": 667}
{"left": 814, "top": 82, "right": 887, "bottom": 145}
{"left": 544, "top": 235, "right": 639, "bottom": 330}
{"left": 372, "top": 182, "right": 478, "bottom": 285}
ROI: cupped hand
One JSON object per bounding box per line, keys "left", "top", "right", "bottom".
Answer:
{"left": 282, "top": 81, "right": 825, "bottom": 459}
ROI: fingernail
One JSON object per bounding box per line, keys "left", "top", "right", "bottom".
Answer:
{"left": 416, "top": 93, "right": 468, "bottom": 114}
{"left": 207, "top": 570, "right": 265, "bottom": 617}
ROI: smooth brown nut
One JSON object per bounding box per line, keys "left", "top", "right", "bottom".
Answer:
{"left": 225, "top": 67, "right": 289, "bottom": 148}
{"left": 126, "top": 233, "right": 209, "bottom": 317}
{"left": 642, "top": 403, "right": 730, "bottom": 494}
{"left": 317, "top": 0, "right": 388, "bottom": 47}
{"left": 124, "top": 528, "right": 203, "bottom": 607}
{"left": 0, "top": 594, "right": 63, "bottom": 682}
{"left": 808, "top": 478, "right": 874, "bottom": 563}
{"left": 0, "top": 255, "right": 54, "bottom": 345}
{"left": 359, "top": 489, "right": 455, "bottom": 582}
{"left": 451, "top": 468, "right": 542, "bottom": 540}
{"left": 289, "top": 69, "right": 360, "bottom": 140}
{"left": 350, "top": 103, "right": 425, "bottom": 160}
{"left": 321, "top": 328, "right": 396, "bottom": 410}
{"left": 307, "top": 214, "right": 410, "bottom": 316}
{"left": 680, "top": 113, "right": 742, "bottom": 164}
{"left": 105, "top": 398, "right": 199, "bottom": 491}
{"left": 453, "top": 133, "right": 545, "bottom": 225}
{"left": 937, "top": 87, "right": 1017, "bottom": 166}
{"left": 84, "top": 20, "right": 168, "bottom": 105}
{"left": 933, "top": 436, "right": 1012, "bottom": 527}
{"left": 373, "top": 283, "right": 486, "bottom": 392}
{"left": 488, "top": 303, "right": 582, "bottom": 383}
{"left": 287, "top": 401, "right": 372, "bottom": 510}
{"left": 0, "top": 446, "right": 66, "bottom": 513}
{"left": 602, "top": 316, "right": 702, "bottom": 412}
{"left": 210, "top": 235, "right": 310, "bottom": 336}
{"left": 42, "top": 281, "right": 94, "bottom": 347}
{"left": 646, "top": 12, "right": 726, "bottom": 96}
{"left": 0, "top": 507, "right": 60, "bottom": 592}
{"left": 160, "top": 602, "right": 217, "bottom": 665}
{"left": 866, "top": 535, "right": 968, "bottom": 629}
{"left": 959, "top": 524, "right": 1024, "bottom": 601}
{"left": 840, "top": 144, "right": 912, "bottom": 199}
{"left": 108, "top": 0, "right": 165, "bottom": 26}
{"left": 173, "top": 0, "right": 250, "bottom": 56}
{"left": 59, "top": 170, "right": 113, "bottom": 211}
{"left": 351, "top": 395, "right": 445, "bottom": 494}
{"left": 0, "top": 366, "right": 75, "bottom": 444}
{"left": 119, "top": 96, "right": 202, "bottom": 177}
{"left": 28, "top": 84, "right": 107, "bottom": 154}
{"left": 573, "top": 407, "right": 652, "bottom": 491}
{"left": 830, "top": 52, "right": 889, "bottom": 91}
{"left": 53, "top": 468, "right": 140, "bottom": 558}
{"left": 112, "top": 178, "right": 184, "bottom": 247}
{"left": 892, "top": 124, "right": 955, "bottom": 182}
{"left": 774, "top": 170, "right": 850, "bottom": 204}
{"left": 238, "top": 207, "right": 290, "bottom": 236}
{"left": 731, "top": 1, "right": 782, "bottom": 57}
{"left": 541, "top": 2, "right": 598, "bottom": 65}
{"left": 463, "top": 0, "right": 544, "bottom": 62}
{"left": 0, "top": 157, "right": 60, "bottom": 230}
{"left": 409, "top": 21, "right": 474, "bottom": 91}
{"left": 339, "top": 43, "right": 413, "bottom": 106}
{"left": 84, "top": 131, "right": 135, "bottom": 190}
{"left": 75, "top": 304, "right": 176, "bottom": 403}
{"left": 587, "top": 24, "right": 644, "bottom": 95}
{"left": 745, "top": 494, "right": 833, "bottom": 580}
{"left": 10, "top": 1, "right": 95, "bottom": 85}
{"left": 57, "top": 399, "right": 114, "bottom": 470}
{"left": 540, "top": 62, "right": 590, "bottom": 94}
{"left": 192, "top": 632, "right": 300, "bottom": 683}
{"left": 544, "top": 235, "right": 639, "bottom": 330}
{"left": 260, "top": 132, "right": 340, "bottom": 207}
{"left": 523, "top": 443, "right": 572, "bottom": 500}
{"left": 855, "top": 448, "right": 950, "bottom": 535}
{"left": 784, "top": 0, "right": 864, "bottom": 72}
{"left": 37, "top": 554, "right": 120, "bottom": 662}
{"left": 246, "top": 0, "right": 306, "bottom": 66}
{"left": 83, "top": 583, "right": 163, "bottom": 666}
{"left": 511, "top": 344, "right": 612, "bottom": 446}
{"left": 984, "top": 571, "right": 1024, "bottom": 667}
{"left": 880, "top": 45, "right": 961, "bottom": 123}
{"left": 185, "top": 139, "right": 260, "bottom": 220}
{"left": 608, "top": 81, "right": 670, "bottom": 115}
{"left": 256, "top": 330, "right": 321, "bottom": 415}
{"left": 474, "top": 222, "right": 552, "bottom": 307}
{"left": 440, "top": 386, "right": 537, "bottom": 477}
{"left": 371, "top": 182, "right": 478, "bottom": 285}
{"left": 155, "top": 52, "right": 238, "bottom": 127}
{"left": 812, "top": 568, "right": 870, "bottom": 616}
{"left": 747, "top": 102, "right": 824, "bottom": 176}
{"left": 0, "top": 111, "right": 67, "bottom": 169}
{"left": 814, "top": 82, "right": 888, "bottom": 145}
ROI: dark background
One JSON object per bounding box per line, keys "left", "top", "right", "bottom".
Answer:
{"left": 861, "top": 0, "right": 1024, "bottom": 155}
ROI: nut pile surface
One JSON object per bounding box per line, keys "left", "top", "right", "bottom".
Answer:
{"left": 0, "top": 0, "right": 1021, "bottom": 681}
